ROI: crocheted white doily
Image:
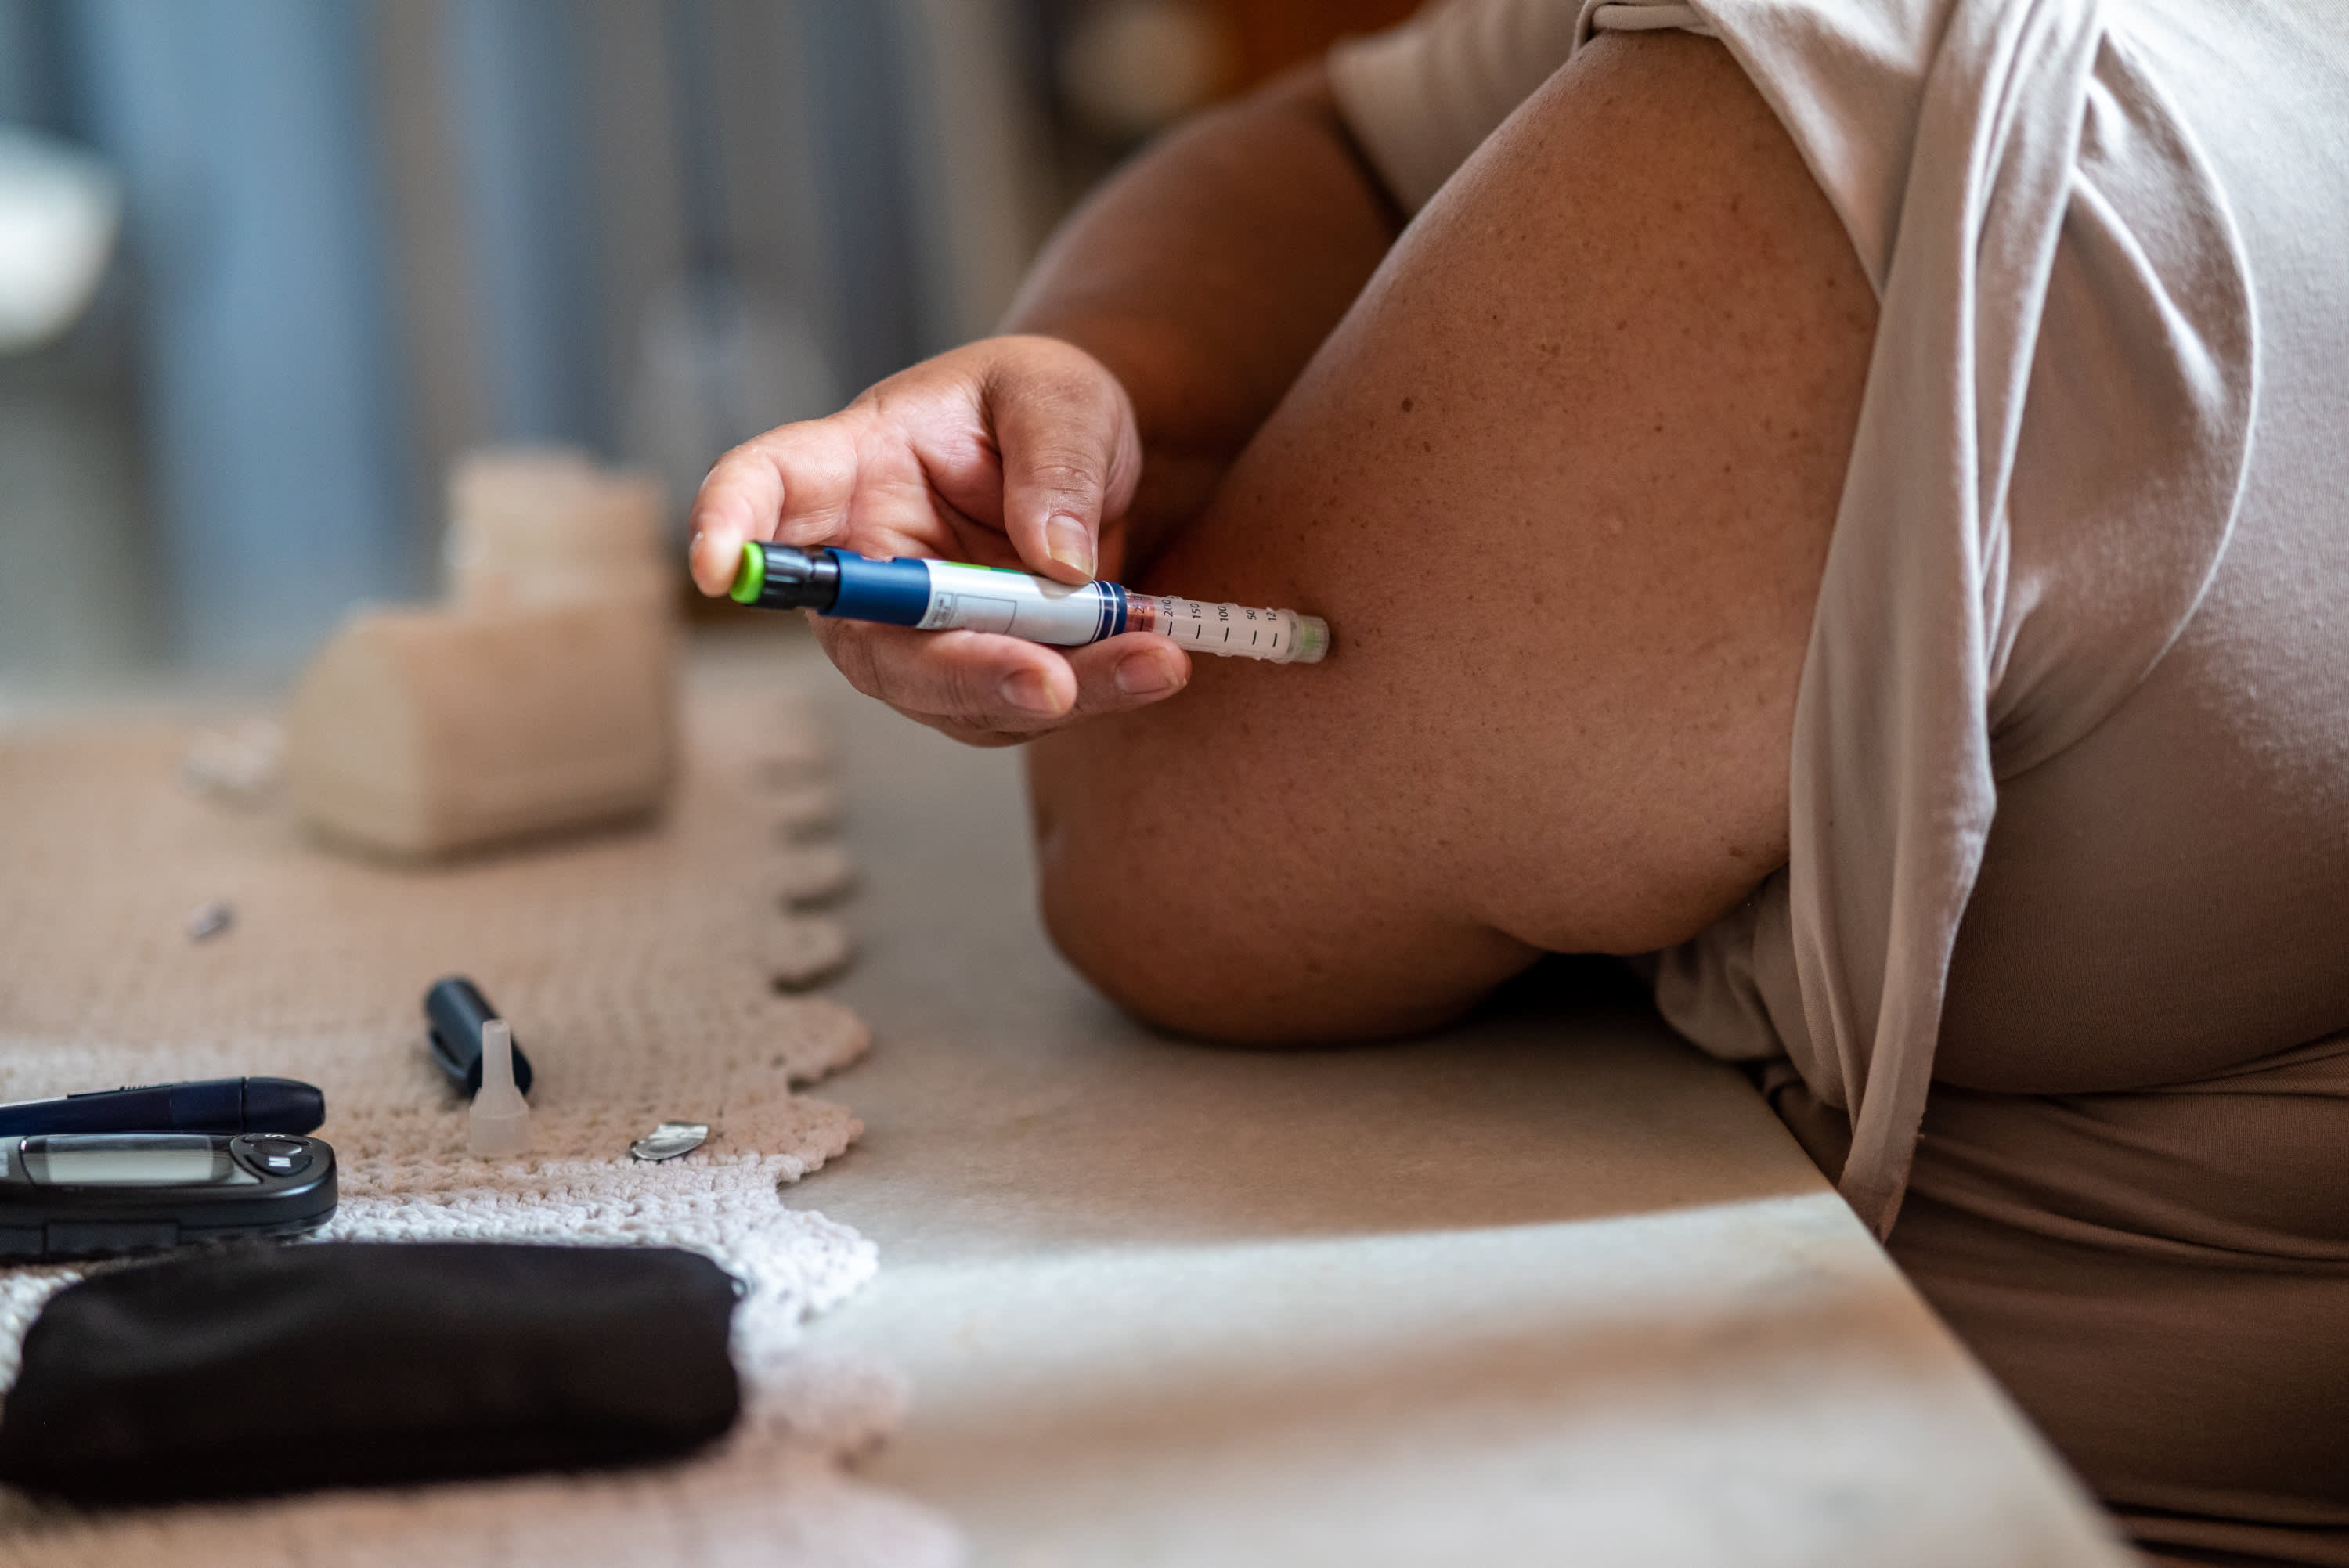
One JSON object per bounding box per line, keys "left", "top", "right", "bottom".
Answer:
{"left": 0, "top": 689, "right": 957, "bottom": 1567}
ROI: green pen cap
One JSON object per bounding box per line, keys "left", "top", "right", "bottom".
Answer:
{"left": 728, "top": 540, "right": 766, "bottom": 604}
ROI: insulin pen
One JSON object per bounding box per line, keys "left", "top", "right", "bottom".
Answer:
{"left": 0, "top": 1076, "right": 326, "bottom": 1137}
{"left": 727, "top": 542, "right": 1330, "bottom": 665}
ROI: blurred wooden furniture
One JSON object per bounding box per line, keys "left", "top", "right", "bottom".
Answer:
{"left": 1202, "top": 0, "right": 1424, "bottom": 89}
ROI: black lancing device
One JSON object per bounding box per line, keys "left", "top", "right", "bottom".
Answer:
{"left": 423, "top": 975, "right": 535, "bottom": 1097}
{"left": 0, "top": 1077, "right": 323, "bottom": 1138}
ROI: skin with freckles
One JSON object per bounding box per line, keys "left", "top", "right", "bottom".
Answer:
{"left": 693, "top": 34, "right": 1875, "bottom": 1042}
{"left": 1030, "top": 34, "right": 1874, "bottom": 1040}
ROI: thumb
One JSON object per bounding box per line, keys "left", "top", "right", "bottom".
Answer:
{"left": 987, "top": 350, "right": 1141, "bottom": 585}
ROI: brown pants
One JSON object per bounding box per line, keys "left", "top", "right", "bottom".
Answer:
{"left": 1761, "top": 1046, "right": 2349, "bottom": 1568}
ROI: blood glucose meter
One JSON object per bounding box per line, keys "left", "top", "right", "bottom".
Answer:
{"left": 0, "top": 1133, "right": 338, "bottom": 1260}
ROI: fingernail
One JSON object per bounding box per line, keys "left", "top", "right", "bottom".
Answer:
{"left": 999, "top": 669, "right": 1059, "bottom": 716}
{"left": 1045, "top": 514, "right": 1094, "bottom": 579}
{"left": 1114, "top": 651, "right": 1182, "bottom": 696}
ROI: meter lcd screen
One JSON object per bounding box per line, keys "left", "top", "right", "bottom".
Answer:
{"left": 23, "top": 1137, "right": 223, "bottom": 1186}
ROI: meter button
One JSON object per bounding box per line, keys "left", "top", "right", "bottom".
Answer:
{"left": 236, "top": 1136, "right": 312, "bottom": 1178}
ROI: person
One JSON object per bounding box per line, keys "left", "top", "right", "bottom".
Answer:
{"left": 690, "top": 1, "right": 2349, "bottom": 1561}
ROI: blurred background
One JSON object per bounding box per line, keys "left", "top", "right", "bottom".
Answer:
{"left": 0, "top": 0, "right": 1417, "bottom": 683}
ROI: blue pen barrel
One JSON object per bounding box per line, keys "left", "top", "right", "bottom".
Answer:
{"left": 827, "top": 554, "right": 937, "bottom": 627}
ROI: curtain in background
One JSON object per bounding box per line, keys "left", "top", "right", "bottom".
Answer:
{"left": 0, "top": 0, "right": 1048, "bottom": 671}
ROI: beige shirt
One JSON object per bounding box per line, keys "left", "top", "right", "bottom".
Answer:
{"left": 1330, "top": 0, "right": 2349, "bottom": 1236}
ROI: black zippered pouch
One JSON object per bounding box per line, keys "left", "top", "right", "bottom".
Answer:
{"left": 0, "top": 1242, "right": 741, "bottom": 1504}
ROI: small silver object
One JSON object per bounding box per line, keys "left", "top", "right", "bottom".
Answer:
{"left": 186, "top": 899, "right": 235, "bottom": 942}
{"left": 630, "top": 1120, "right": 710, "bottom": 1162}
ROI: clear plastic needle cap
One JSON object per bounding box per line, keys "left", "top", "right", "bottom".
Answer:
{"left": 468, "top": 1018, "right": 532, "bottom": 1156}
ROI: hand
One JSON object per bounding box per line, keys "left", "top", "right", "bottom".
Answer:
{"left": 687, "top": 334, "right": 1193, "bottom": 747}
